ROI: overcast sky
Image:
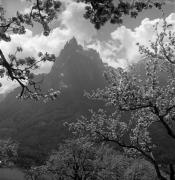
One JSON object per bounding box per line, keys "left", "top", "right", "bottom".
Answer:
{"left": 0, "top": 0, "right": 175, "bottom": 93}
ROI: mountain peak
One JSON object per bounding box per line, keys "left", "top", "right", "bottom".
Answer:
{"left": 0, "top": 36, "right": 106, "bottom": 166}
{"left": 68, "top": 37, "right": 78, "bottom": 45}
{"left": 45, "top": 37, "right": 105, "bottom": 91}
{"left": 63, "top": 37, "right": 80, "bottom": 50}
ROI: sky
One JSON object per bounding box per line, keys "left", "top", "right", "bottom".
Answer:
{"left": 0, "top": 0, "right": 175, "bottom": 93}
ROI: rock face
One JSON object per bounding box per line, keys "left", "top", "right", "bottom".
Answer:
{"left": 0, "top": 38, "right": 106, "bottom": 166}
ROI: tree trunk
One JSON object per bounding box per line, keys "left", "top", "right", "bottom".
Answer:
{"left": 169, "top": 164, "right": 175, "bottom": 180}
{"left": 153, "top": 162, "right": 167, "bottom": 180}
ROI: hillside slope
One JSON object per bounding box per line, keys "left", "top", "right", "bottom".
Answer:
{"left": 0, "top": 38, "right": 106, "bottom": 166}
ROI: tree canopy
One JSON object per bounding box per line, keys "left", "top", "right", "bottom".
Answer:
{"left": 25, "top": 137, "right": 158, "bottom": 180}
{"left": 69, "top": 19, "right": 175, "bottom": 180}
{"left": 80, "top": 0, "right": 163, "bottom": 29}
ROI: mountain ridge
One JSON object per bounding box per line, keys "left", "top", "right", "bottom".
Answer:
{"left": 0, "top": 38, "right": 106, "bottom": 166}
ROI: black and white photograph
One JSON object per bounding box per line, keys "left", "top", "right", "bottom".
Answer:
{"left": 0, "top": 0, "right": 174, "bottom": 179}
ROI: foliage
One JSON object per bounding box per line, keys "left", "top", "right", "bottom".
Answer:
{"left": 25, "top": 165, "right": 48, "bottom": 180}
{"left": 25, "top": 138, "right": 161, "bottom": 180}
{"left": 0, "top": 139, "right": 18, "bottom": 167}
{"left": 78, "top": 0, "right": 163, "bottom": 29}
{"left": 0, "top": 0, "right": 61, "bottom": 100}
{"left": 124, "top": 159, "right": 157, "bottom": 180}
{"left": 0, "top": 0, "right": 172, "bottom": 179}
{"left": 68, "top": 20, "right": 175, "bottom": 180}
{"left": 25, "top": 137, "right": 132, "bottom": 180}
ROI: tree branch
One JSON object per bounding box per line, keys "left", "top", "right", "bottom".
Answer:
{"left": 95, "top": 130, "right": 167, "bottom": 180}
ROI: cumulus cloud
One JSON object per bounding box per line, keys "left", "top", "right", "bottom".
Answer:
{"left": 0, "top": 0, "right": 96, "bottom": 93}
{"left": 60, "top": 1, "right": 96, "bottom": 43}
{"left": 0, "top": 0, "right": 174, "bottom": 94}
{"left": 88, "top": 13, "right": 175, "bottom": 69}
{"left": 0, "top": 28, "right": 72, "bottom": 93}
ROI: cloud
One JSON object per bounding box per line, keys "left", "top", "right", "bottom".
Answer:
{"left": 0, "top": 0, "right": 97, "bottom": 93}
{"left": 1, "top": 28, "right": 70, "bottom": 64}
{"left": 60, "top": 0, "right": 97, "bottom": 43}
{"left": 0, "top": 28, "right": 70, "bottom": 93}
{"left": 88, "top": 13, "right": 175, "bottom": 69}
{"left": 166, "top": 0, "right": 175, "bottom": 4}
{"left": 0, "top": 0, "right": 174, "bottom": 94}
